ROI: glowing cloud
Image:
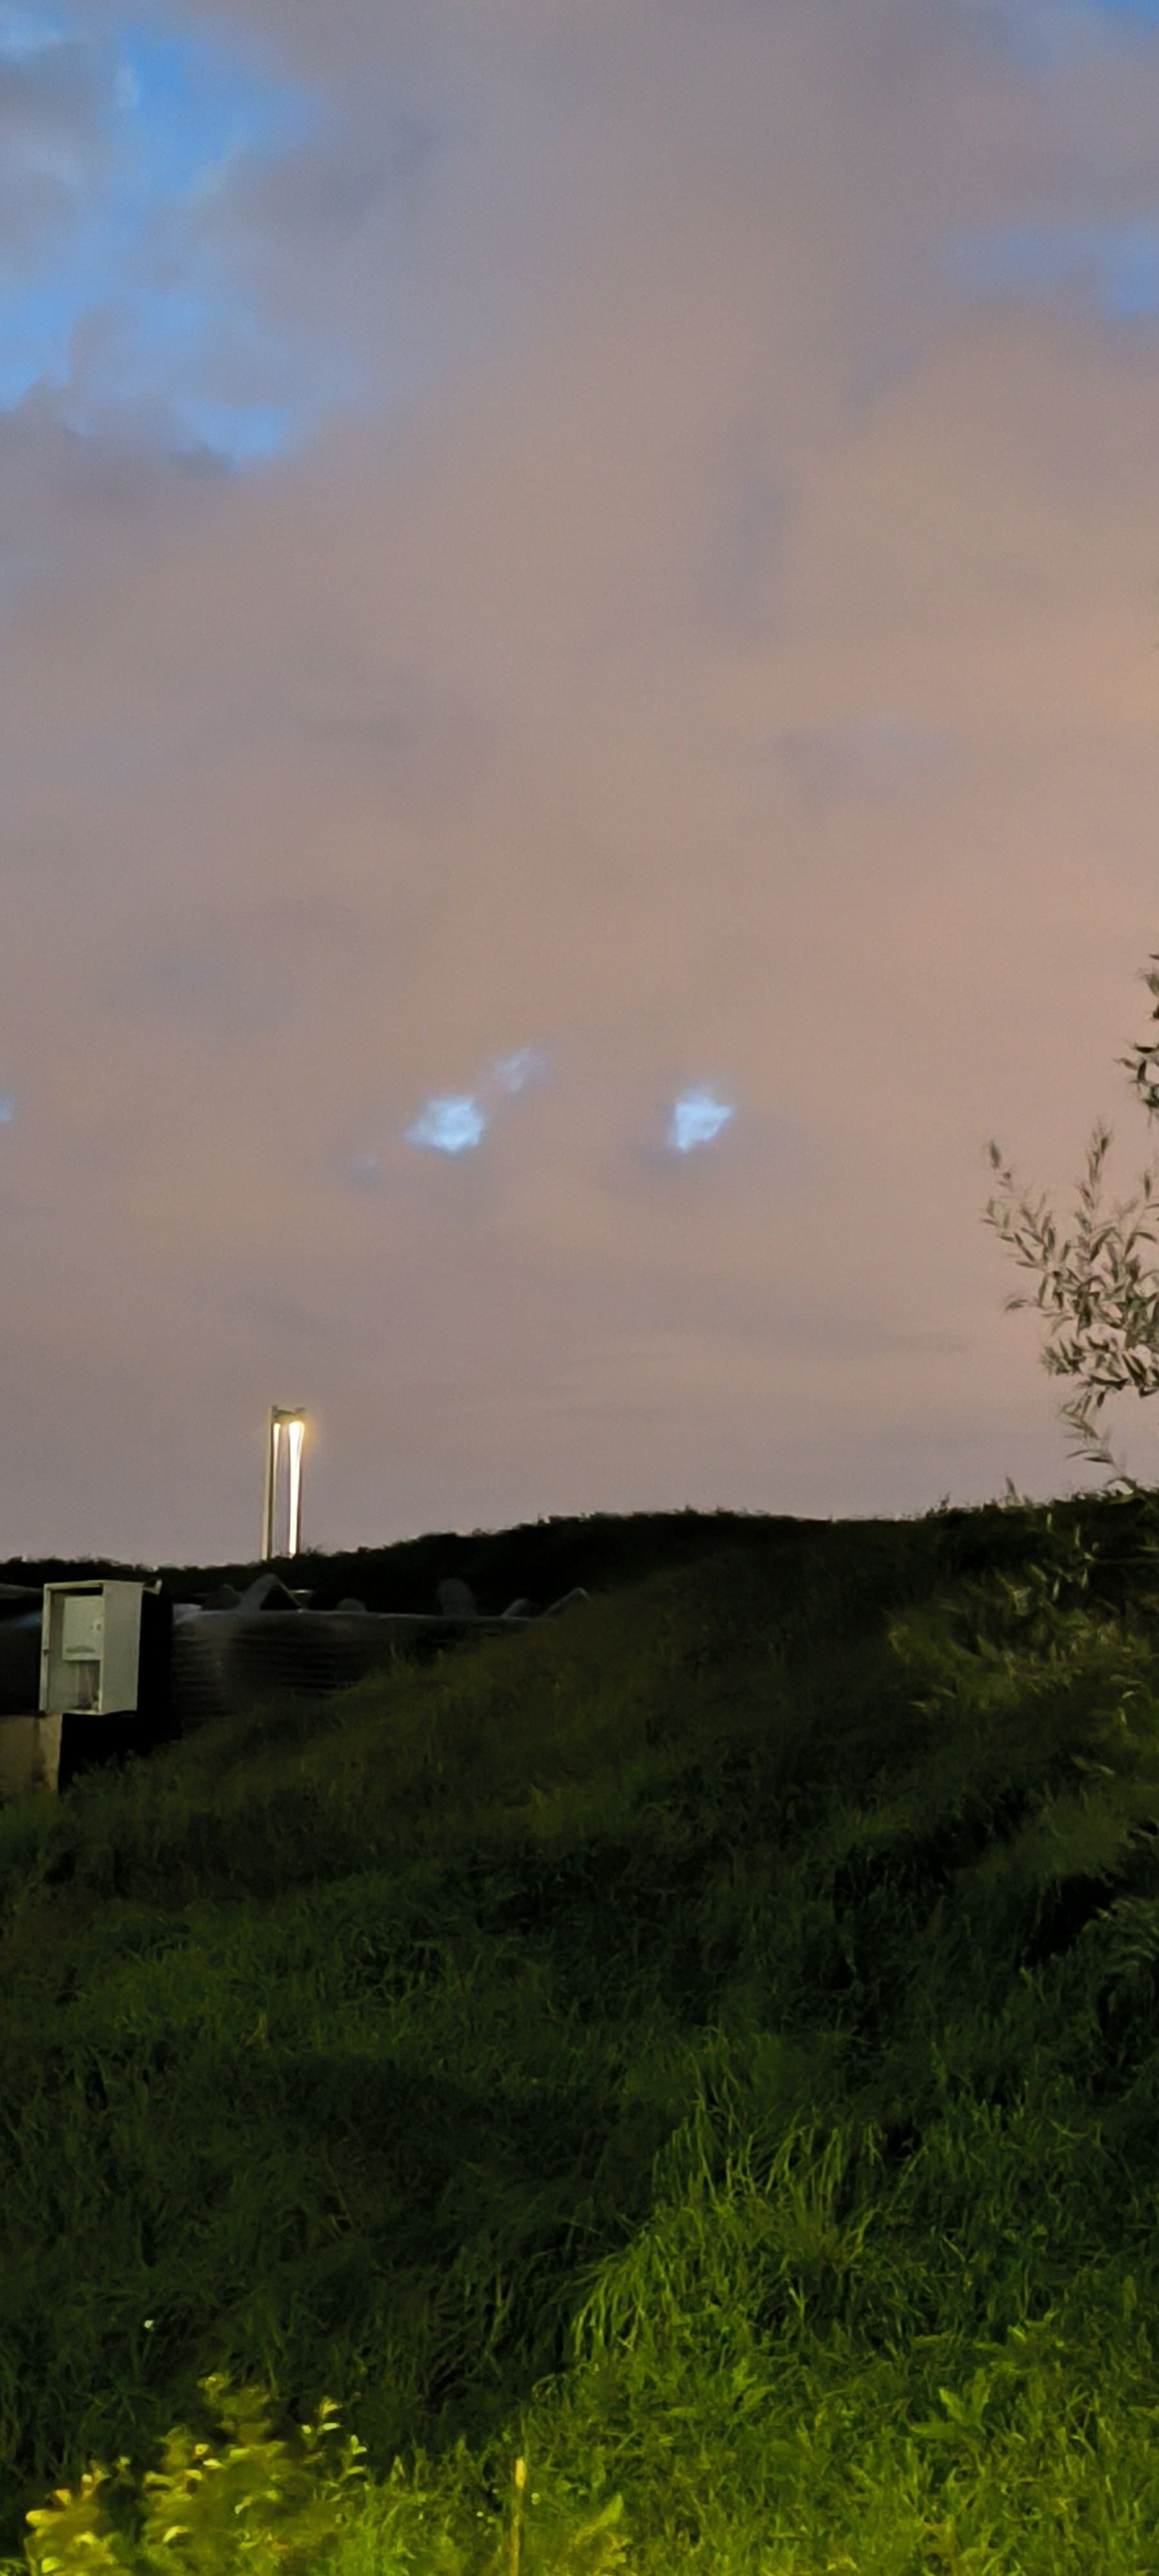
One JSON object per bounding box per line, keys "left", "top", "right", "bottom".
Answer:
{"left": 0, "top": 8, "right": 333, "bottom": 465}
{"left": 668, "top": 1090, "right": 735, "bottom": 1153}
{"left": 405, "top": 1095, "right": 486, "bottom": 1155}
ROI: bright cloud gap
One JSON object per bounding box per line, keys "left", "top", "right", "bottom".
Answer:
{"left": 399, "top": 1047, "right": 548, "bottom": 1160}
{"left": 394, "top": 1066, "right": 738, "bottom": 1164}
{"left": 405, "top": 1096, "right": 487, "bottom": 1155}
{"left": 668, "top": 1090, "right": 735, "bottom": 1153}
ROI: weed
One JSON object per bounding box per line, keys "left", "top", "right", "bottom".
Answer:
{"left": 4, "top": 1501, "right": 1159, "bottom": 2570}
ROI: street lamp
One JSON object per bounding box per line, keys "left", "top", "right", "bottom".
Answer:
{"left": 261, "top": 1408, "right": 306, "bottom": 1562}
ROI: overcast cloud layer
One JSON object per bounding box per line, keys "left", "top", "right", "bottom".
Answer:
{"left": 5, "top": 0, "right": 1159, "bottom": 1561}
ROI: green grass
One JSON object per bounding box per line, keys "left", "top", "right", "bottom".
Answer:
{"left": 5, "top": 1493, "right": 1159, "bottom": 2571}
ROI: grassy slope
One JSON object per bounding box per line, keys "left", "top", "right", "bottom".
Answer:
{"left": 5, "top": 1496, "right": 1159, "bottom": 2571}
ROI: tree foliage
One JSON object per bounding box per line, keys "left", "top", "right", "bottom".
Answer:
{"left": 985, "top": 953, "right": 1159, "bottom": 1489}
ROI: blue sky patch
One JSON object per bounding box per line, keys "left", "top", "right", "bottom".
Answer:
{"left": 975, "top": 0, "right": 1159, "bottom": 71}
{"left": 668, "top": 1090, "right": 735, "bottom": 1153}
{"left": 406, "top": 1095, "right": 487, "bottom": 1155}
{"left": 493, "top": 1046, "right": 547, "bottom": 1095}
{"left": 947, "top": 222, "right": 1159, "bottom": 319}
{"left": 0, "top": 7, "right": 335, "bottom": 465}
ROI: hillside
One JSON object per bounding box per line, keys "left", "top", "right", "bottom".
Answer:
{"left": 0, "top": 1499, "right": 968, "bottom": 1611}
{"left": 3, "top": 1492, "right": 1159, "bottom": 2573}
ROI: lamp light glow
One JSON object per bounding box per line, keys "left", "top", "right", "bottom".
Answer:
{"left": 261, "top": 1407, "right": 307, "bottom": 1560}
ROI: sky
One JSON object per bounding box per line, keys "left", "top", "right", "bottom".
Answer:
{"left": 5, "top": 0, "right": 1159, "bottom": 1562}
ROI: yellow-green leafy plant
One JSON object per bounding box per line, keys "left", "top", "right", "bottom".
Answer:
{"left": 11, "top": 2401, "right": 632, "bottom": 2576}
{"left": 15, "top": 2379, "right": 366, "bottom": 2576}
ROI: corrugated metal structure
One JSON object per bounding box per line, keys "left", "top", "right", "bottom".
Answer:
{"left": 168, "top": 1570, "right": 587, "bottom": 1724}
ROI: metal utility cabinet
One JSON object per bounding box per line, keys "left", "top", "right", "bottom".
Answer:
{"left": 40, "top": 1581, "right": 147, "bottom": 1720}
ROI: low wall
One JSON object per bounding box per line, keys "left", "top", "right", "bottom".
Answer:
{"left": 0, "top": 1713, "right": 61, "bottom": 1797}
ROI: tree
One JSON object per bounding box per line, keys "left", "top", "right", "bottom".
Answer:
{"left": 983, "top": 953, "right": 1159, "bottom": 1494}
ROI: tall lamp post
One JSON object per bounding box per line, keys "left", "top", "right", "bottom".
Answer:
{"left": 261, "top": 1408, "right": 306, "bottom": 1562}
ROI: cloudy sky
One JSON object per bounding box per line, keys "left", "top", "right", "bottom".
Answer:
{"left": 4, "top": 0, "right": 1159, "bottom": 1562}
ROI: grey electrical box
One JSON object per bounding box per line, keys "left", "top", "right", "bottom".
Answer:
{"left": 39, "top": 1581, "right": 146, "bottom": 1718}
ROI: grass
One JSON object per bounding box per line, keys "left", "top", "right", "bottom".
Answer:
{"left": 4, "top": 1492, "right": 1159, "bottom": 2570}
